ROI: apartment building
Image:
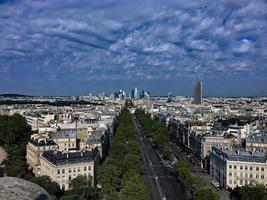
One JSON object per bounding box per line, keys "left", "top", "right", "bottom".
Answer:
{"left": 25, "top": 113, "right": 39, "bottom": 131}
{"left": 246, "top": 132, "right": 267, "bottom": 151}
{"left": 38, "top": 113, "right": 55, "bottom": 127}
{"left": 24, "top": 113, "right": 55, "bottom": 131}
{"left": 188, "top": 131, "right": 235, "bottom": 168}
{"left": 52, "top": 129, "right": 77, "bottom": 152}
{"left": 210, "top": 146, "right": 267, "bottom": 189}
{"left": 26, "top": 133, "right": 57, "bottom": 175}
{"left": 58, "top": 123, "right": 89, "bottom": 139}
{"left": 84, "top": 130, "right": 109, "bottom": 159}
{"left": 40, "top": 150, "right": 100, "bottom": 190}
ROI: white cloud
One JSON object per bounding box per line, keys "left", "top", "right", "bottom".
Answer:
{"left": 0, "top": 0, "right": 266, "bottom": 81}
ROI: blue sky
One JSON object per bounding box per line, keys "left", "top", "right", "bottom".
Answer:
{"left": 0, "top": 0, "right": 267, "bottom": 96}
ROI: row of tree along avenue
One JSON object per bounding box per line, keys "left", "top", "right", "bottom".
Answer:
{"left": 173, "top": 160, "right": 220, "bottom": 200}
{"left": 135, "top": 109, "right": 172, "bottom": 160}
{"left": 97, "top": 108, "right": 149, "bottom": 200}
{"left": 134, "top": 109, "right": 267, "bottom": 200}
{"left": 134, "top": 109, "right": 220, "bottom": 200}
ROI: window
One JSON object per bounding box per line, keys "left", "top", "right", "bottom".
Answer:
{"left": 229, "top": 165, "right": 232, "bottom": 169}
{"left": 69, "top": 175, "right": 71, "bottom": 181}
{"left": 234, "top": 165, "right": 236, "bottom": 169}
{"left": 240, "top": 180, "right": 243, "bottom": 185}
{"left": 84, "top": 166, "right": 87, "bottom": 171}
{"left": 256, "top": 174, "right": 259, "bottom": 179}
{"left": 73, "top": 168, "right": 76, "bottom": 173}
{"left": 229, "top": 172, "right": 232, "bottom": 176}
{"left": 250, "top": 166, "right": 253, "bottom": 170}
{"left": 250, "top": 174, "right": 253, "bottom": 178}
{"left": 69, "top": 168, "right": 71, "bottom": 173}
{"left": 57, "top": 170, "right": 60, "bottom": 174}
{"left": 78, "top": 167, "right": 80, "bottom": 172}
{"left": 240, "top": 166, "right": 243, "bottom": 170}
{"left": 88, "top": 166, "right": 91, "bottom": 171}
{"left": 256, "top": 167, "right": 259, "bottom": 171}
{"left": 261, "top": 175, "right": 264, "bottom": 179}
{"left": 62, "top": 169, "right": 65, "bottom": 174}
{"left": 229, "top": 179, "right": 232, "bottom": 184}
{"left": 245, "top": 166, "right": 248, "bottom": 170}
{"left": 261, "top": 167, "right": 264, "bottom": 172}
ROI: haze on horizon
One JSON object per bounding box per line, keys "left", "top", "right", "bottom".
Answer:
{"left": 0, "top": 0, "right": 267, "bottom": 97}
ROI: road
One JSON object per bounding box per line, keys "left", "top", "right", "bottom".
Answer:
{"left": 132, "top": 115, "right": 188, "bottom": 200}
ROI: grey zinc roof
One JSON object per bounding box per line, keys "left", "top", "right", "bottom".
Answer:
{"left": 212, "top": 146, "right": 267, "bottom": 163}
{"left": 29, "top": 138, "right": 57, "bottom": 146}
{"left": 42, "top": 150, "right": 97, "bottom": 165}
{"left": 247, "top": 132, "right": 267, "bottom": 143}
{"left": 52, "top": 129, "right": 76, "bottom": 139}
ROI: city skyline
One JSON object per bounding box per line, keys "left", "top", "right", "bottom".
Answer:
{"left": 1, "top": 0, "right": 267, "bottom": 96}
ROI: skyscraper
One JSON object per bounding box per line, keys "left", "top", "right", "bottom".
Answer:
{"left": 134, "top": 87, "right": 138, "bottom": 99}
{"left": 193, "top": 80, "right": 202, "bottom": 104}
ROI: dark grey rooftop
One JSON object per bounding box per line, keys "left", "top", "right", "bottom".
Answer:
{"left": 246, "top": 132, "right": 267, "bottom": 143}
{"left": 29, "top": 138, "right": 57, "bottom": 147}
{"left": 86, "top": 133, "right": 104, "bottom": 145}
{"left": 52, "top": 129, "right": 76, "bottom": 139}
{"left": 42, "top": 150, "right": 97, "bottom": 165}
{"left": 25, "top": 112, "right": 40, "bottom": 118}
{"left": 212, "top": 146, "right": 267, "bottom": 163}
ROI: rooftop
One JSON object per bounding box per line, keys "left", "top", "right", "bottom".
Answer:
{"left": 212, "top": 146, "right": 267, "bottom": 163}
{"left": 42, "top": 150, "right": 98, "bottom": 165}
{"left": 29, "top": 138, "right": 57, "bottom": 147}
{"left": 246, "top": 132, "right": 267, "bottom": 143}
{"left": 53, "top": 129, "right": 76, "bottom": 139}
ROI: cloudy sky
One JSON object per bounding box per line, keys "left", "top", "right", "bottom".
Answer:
{"left": 0, "top": 0, "right": 267, "bottom": 96}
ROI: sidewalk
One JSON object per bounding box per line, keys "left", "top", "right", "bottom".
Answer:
{"left": 169, "top": 142, "right": 232, "bottom": 200}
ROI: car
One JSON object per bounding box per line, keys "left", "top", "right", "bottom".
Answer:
{"left": 211, "top": 180, "right": 220, "bottom": 189}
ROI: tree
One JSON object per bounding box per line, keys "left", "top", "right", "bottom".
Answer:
{"left": 121, "top": 154, "right": 143, "bottom": 174}
{"left": 97, "top": 163, "right": 122, "bottom": 196}
{"left": 70, "top": 175, "right": 98, "bottom": 200}
{"left": 31, "top": 175, "right": 61, "bottom": 197}
{"left": 195, "top": 188, "right": 220, "bottom": 200}
{"left": 135, "top": 109, "right": 172, "bottom": 160}
{"left": 0, "top": 114, "right": 32, "bottom": 179}
{"left": 120, "top": 171, "right": 149, "bottom": 200}
{"left": 234, "top": 184, "right": 267, "bottom": 200}
{"left": 173, "top": 160, "right": 195, "bottom": 187}
{"left": 0, "top": 114, "right": 30, "bottom": 145}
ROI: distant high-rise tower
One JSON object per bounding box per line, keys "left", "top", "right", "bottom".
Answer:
{"left": 134, "top": 87, "right": 138, "bottom": 99}
{"left": 193, "top": 80, "right": 202, "bottom": 104}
